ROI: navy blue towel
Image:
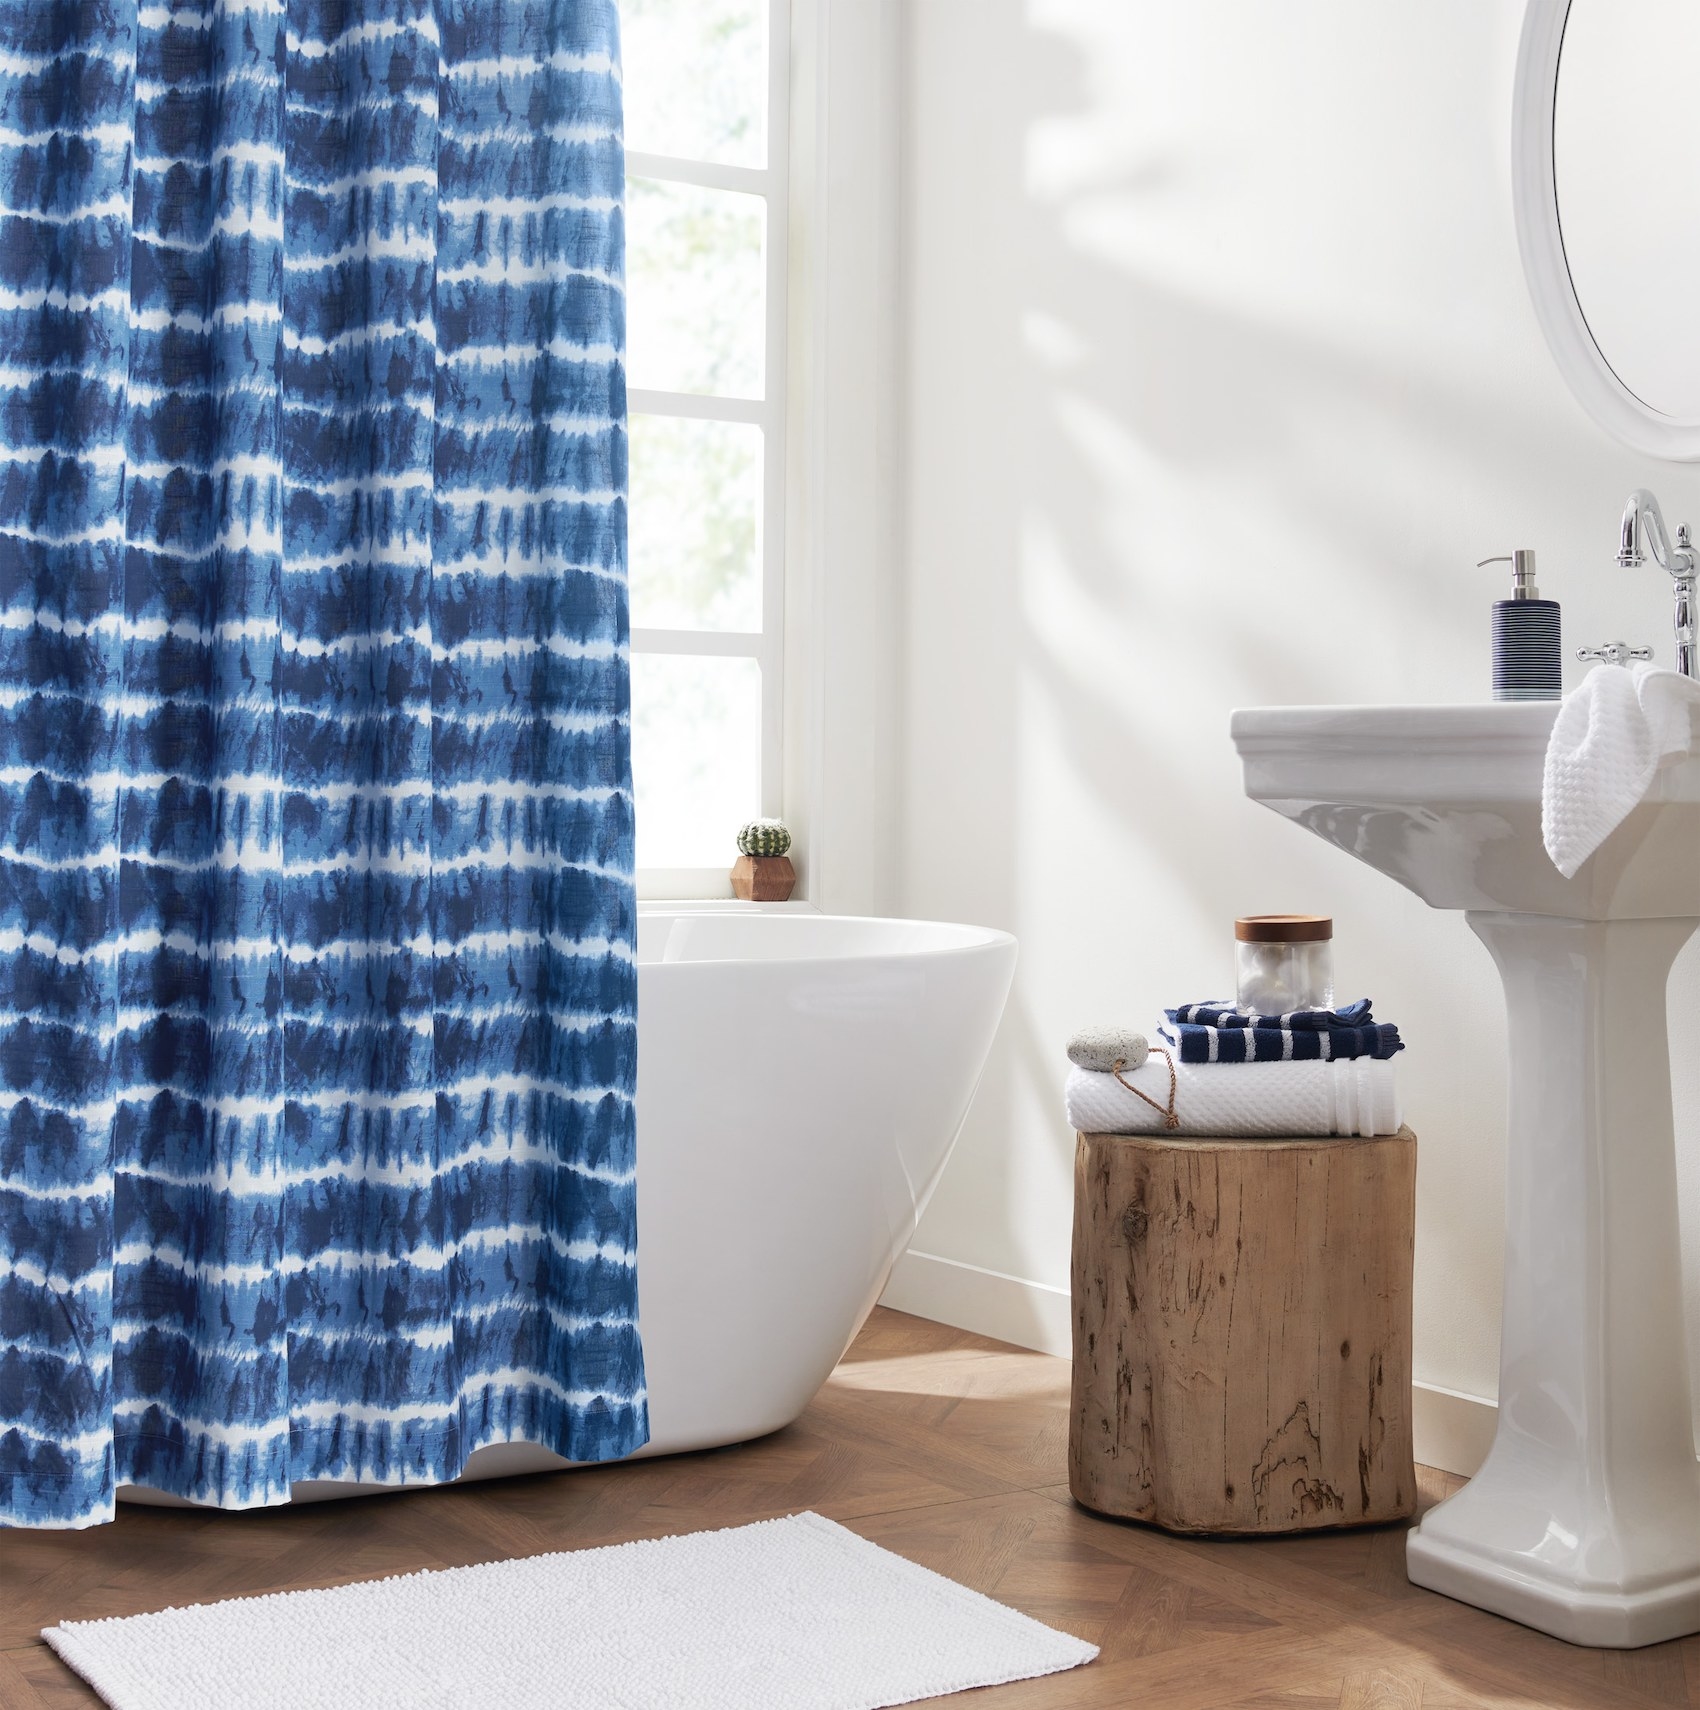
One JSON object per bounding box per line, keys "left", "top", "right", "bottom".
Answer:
{"left": 1161, "top": 1000, "right": 1404, "bottom": 1064}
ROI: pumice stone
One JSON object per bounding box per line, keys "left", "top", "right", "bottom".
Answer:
{"left": 1066, "top": 1026, "right": 1149, "bottom": 1073}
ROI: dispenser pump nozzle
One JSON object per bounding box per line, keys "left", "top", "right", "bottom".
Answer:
{"left": 1479, "top": 549, "right": 1539, "bottom": 601}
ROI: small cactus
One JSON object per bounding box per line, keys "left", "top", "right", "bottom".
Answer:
{"left": 737, "top": 817, "right": 792, "bottom": 857}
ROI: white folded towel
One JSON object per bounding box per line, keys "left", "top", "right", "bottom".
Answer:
{"left": 1543, "top": 662, "right": 1700, "bottom": 878}
{"left": 1064, "top": 1054, "right": 1401, "bottom": 1137}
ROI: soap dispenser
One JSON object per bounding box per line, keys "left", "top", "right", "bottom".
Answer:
{"left": 1480, "top": 549, "right": 1561, "bottom": 701}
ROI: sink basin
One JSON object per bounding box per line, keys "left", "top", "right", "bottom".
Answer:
{"left": 1233, "top": 702, "right": 1700, "bottom": 917}
{"left": 1233, "top": 702, "right": 1700, "bottom": 1650}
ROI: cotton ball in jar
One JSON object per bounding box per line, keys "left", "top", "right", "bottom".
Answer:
{"left": 1233, "top": 916, "right": 1333, "bottom": 1014}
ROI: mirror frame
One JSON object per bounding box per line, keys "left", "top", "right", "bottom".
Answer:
{"left": 1513, "top": 0, "right": 1700, "bottom": 460}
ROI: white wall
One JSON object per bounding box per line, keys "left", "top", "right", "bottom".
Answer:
{"left": 784, "top": 0, "right": 905, "bottom": 918}
{"left": 882, "top": 0, "right": 1700, "bottom": 1445}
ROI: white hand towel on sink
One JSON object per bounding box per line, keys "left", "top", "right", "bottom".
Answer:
{"left": 1063, "top": 1055, "right": 1401, "bottom": 1137}
{"left": 1542, "top": 662, "right": 1700, "bottom": 877}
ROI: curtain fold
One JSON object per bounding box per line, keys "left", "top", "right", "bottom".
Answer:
{"left": 0, "top": 0, "right": 645, "bottom": 1528}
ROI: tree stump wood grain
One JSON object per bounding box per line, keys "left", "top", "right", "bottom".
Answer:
{"left": 1069, "top": 1126, "right": 1417, "bottom": 1534}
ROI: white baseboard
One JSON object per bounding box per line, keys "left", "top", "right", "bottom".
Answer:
{"left": 1410, "top": 1379, "right": 1499, "bottom": 1480}
{"left": 881, "top": 1249, "right": 1074, "bottom": 1357}
{"left": 879, "top": 1248, "right": 1499, "bottom": 1479}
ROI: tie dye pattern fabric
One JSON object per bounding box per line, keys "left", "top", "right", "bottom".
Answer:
{"left": 0, "top": 0, "right": 645, "bottom": 1527}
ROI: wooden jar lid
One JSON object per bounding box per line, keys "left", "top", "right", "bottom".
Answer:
{"left": 1234, "top": 913, "right": 1332, "bottom": 942}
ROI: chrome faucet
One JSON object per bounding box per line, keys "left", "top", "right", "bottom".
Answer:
{"left": 1617, "top": 489, "right": 1698, "bottom": 677}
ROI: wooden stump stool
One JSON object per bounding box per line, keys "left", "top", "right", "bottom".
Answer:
{"left": 1069, "top": 1127, "right": 1417, "bottom": 1534}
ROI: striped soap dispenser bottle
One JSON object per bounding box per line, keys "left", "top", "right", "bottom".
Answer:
{"left": 1480, "top": 549, "right": 1562, "bottom": 701}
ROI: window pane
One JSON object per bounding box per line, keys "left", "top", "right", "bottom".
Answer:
{"left": 626, "top": 178, "right": 765, "bottom": 398}
{"left": 621, "top": 0, "right": 767, "bottom": 169}
{"left": 631, "top": 654, "right": 762, "bottom": 868}
{"left": 629, "top": 415, "right": 762, "bottom": 632}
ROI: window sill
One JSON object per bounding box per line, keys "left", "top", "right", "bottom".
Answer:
{"left": 637, "top": 895, "right": 819, "bottom": 915}
{"left": 637, "top": 866, "right": 814, "bottom": 909}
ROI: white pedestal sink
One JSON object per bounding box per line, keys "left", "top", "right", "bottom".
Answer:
{"left": 1232, "top": 702, "right": 1700, "bottom": 1649}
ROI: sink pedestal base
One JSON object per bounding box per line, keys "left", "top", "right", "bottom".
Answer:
{"left": 1406, "top": 912, "right": 1700, "bottom": 1648}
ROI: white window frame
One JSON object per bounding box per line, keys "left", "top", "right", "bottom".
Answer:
{"left": 628, "top": 0, "right": 791, "bottom": 901}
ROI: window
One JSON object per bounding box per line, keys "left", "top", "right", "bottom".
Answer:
{"left": 622, "top": 0, "right": 789, "bottom": 896}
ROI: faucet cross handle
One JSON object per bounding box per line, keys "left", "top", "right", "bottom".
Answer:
{"left": 1577, "top": 641, "right": 1654, "bottom": 667}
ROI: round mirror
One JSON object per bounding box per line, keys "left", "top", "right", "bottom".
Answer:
{"left": 1513, "top": 0, "right": 1700, "bottom": 457}
{"left": 1555, "top": 0, "right": 1700, "bottom": 417}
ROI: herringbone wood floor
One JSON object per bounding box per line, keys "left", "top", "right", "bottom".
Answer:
{"left": 4, "top": 1309, "right": 1696, "bottom": 1709}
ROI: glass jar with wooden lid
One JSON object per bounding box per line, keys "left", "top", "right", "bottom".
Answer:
{"left": 1234, "top": 914, "right": 1333, "bottom": 1013}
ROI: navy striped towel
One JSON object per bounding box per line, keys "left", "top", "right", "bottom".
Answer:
{"left": 1161, "top": 1000, "right": 1404, "bottom": 1064}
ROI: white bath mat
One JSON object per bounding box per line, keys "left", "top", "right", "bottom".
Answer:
{"left": 42, "top": 1510, "right": 1097, "bottom": 1710}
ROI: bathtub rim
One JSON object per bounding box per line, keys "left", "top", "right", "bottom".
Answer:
{"left": 637, "top": 904, "right": 1018, "bottom": 970}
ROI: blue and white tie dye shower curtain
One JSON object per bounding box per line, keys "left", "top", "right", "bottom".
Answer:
{"left": 0, "top": 0, "right": 647, "bottom": 1527}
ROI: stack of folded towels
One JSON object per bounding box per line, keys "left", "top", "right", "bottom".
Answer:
{"left": 1063, "top": 1000, "right": 1405, "bottom": 1137}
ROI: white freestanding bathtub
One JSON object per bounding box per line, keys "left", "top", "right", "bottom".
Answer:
{"left": 121, "top": 909, "right": 1017, "bottom": 1505}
